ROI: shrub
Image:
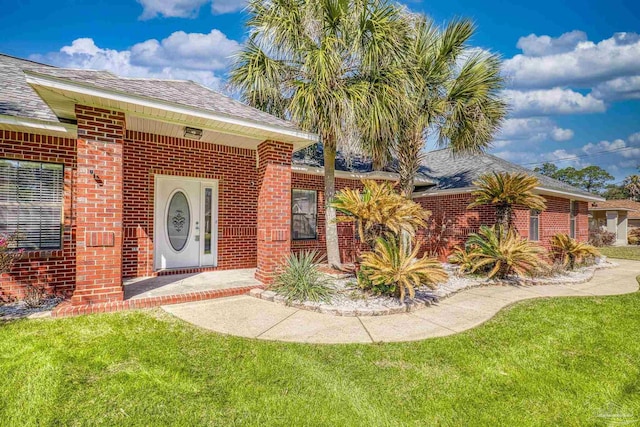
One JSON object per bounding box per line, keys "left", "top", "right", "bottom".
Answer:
{"left": 331, "top": 180, "right": 429, "bottom": 250}
{"left": 360, "top": 236, "right": 448, "bottom": 301}
{"left": 271, "top": 251, "right": 335, "bottom": 303}
{"left": 588, "top": 228, "right": 616, "bottom": 247}
{"left": 628, "top": 228, "right": 640, "bottom": 245}
{"left": 550, "top": 234, "right": 600, "bottom": 270}
{"left": 462, "top": 226, "right": 547, "bottom": 279}
{"left": 448, "top": 246, "right": 476, "bottom": 275}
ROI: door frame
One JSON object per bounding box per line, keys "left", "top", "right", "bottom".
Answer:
{"left": 154, "top": 175, "right": 219, "bottom": 270}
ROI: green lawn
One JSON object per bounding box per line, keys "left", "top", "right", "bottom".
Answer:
{"left": 600, "top": 245, "right": 640, "bottom": 261}
{"left": 2, "top": 290, "right": 640, "bottom": 426}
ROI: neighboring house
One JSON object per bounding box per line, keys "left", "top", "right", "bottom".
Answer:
{"left": 589, "top": 199, "right": 640, "bottom": 245}
{"left": 0, "top": 53, "right": 602, "bottom": 304}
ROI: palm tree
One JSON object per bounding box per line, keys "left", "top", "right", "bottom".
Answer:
{"left": 467, "top": 172, "right": 547, "bottom": 229}
{"left": 362, "top": 15, "right": 508, "bottom": 197}
{"left": 624, "top": 175, "right": 640, "bottom": 201}
{"left": 230, "top": 0, "right": 407, "bottom": 266}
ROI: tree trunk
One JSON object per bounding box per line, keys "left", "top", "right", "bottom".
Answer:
{"left": 323, "top": 142, "right": 341, "bottom": 268}
{"left": 496, "top": 204, "right": 512, "bottom": 230}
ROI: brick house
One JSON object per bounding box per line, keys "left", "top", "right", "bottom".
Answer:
{"left": 1, "top": 54, "right": 603, "bottom": 305}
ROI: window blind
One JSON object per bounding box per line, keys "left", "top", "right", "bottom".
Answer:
{"left": 0, "top": 159, "right": 64, "bottom": 249}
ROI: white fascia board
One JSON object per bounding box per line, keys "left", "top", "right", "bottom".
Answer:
{"left": 534, "top": 187, "right": 605, "bottom": 203}
{"left": 412, "top": 185, "right": 604, "bottom": 203}
{"left": 291, "top": 164, "right": 435, "bottom": 184}
{"left": 24, "top": 72, "right": 318, "bottom": 145}
{"left": 0, "top": 114, "right": 76, "bottom": 134}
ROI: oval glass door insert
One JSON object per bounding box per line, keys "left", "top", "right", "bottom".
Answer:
{"left": 167, "top": 191, "right": 190, "bottom": 252}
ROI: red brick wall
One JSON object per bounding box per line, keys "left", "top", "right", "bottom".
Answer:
{"left": 122, "top": 130, "right": 259, "bottom": 278}
{"left": 290, "top": 173, "right": 364, "bottom": 263}
{"left": 0, "top": 131, "right": 76, "bottom": 302}
{"left": 415, "top": 193, "right": 590, "bottom": 258}
{"left": 256, "top": 141, "right": 293, "bottom": 283}
{"left": 72, "top": 105, "right": 125, "bottom": 305}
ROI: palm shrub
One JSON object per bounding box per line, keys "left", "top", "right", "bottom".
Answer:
{"left": 361, "top": 235, "right": 447, "bottom": 301}
{"left": 331, "top": 180, "right": 429, "bottom": 250}
{"left": 271, "top": 251, "right": 335, "bottom": 303}
{"left": 468, "top": 172, "right": 547, "bottom": 230}
{"left": 550, "top": 234, "right": 600, "bottom": 270}
{"left": 448, "top": 246, "right": 476, "bottom": 275}
{"left": 455, "top": 226, "right": 547, "bottom": 279}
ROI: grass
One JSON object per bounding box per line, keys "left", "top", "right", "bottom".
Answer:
{"left": 1, "top": 291, "right": 640, "bottom": 426}
{"left": 600, "top": 245, "right": 640, "bottom": 261}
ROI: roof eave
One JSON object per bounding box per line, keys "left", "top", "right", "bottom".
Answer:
{"left": 0, "top": 114, "right": 77, "bottom": 137}
{"left": 291, "top": 164, "right": 435, "bottom": 185}
{"left": 411, "top": 185, "right": 605, "bottom": 203}
{"left": 24, "top": 71, "right": 318, "bottom": 150}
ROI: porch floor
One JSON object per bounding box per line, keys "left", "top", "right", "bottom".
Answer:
{"left": 124, "top": 269, "right": 261, "bottom": 300}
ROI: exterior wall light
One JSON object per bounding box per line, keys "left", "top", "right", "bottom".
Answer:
{"left": 184, "top": 126, "right": 203, "bottom": 140}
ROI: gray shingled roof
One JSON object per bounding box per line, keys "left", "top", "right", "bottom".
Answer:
{"left": 1, "top": 53, "right": 298, "bottom": 130}
{"left": 26, "top": 66, "right": 298, "bottom": 130}
{"left": 0, "top": 54, "right": 58, "bottom": 122}
{"left": 417, "top": 148, "right": 599, "bottom": 198}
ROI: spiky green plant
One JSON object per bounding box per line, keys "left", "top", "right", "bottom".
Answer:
{"left": 468, "top": 172, "right": 547, "bottom": 229}
{"left": 271, "top": 251, "right": 335, "bottom": 303}
{"left": 230, "top": 0, "right": 409, "bottom": 266}
{"left": 448, "top": 245, "right": 476, "bottom": 275}
{"left": 550, "top": 234, "right": 600, "bottom": 270}
{"left": 465, "top": 226, "right": 547, "bottom": 279}
{"left": 331, "top": 180, "right": 429, "bottom": 250}
{"left": 360, "top": 236, "right": 447, "bottom": 301}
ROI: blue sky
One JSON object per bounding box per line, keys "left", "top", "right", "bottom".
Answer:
{"left": 1, "top": 0, "right": 639, "bottom": 181}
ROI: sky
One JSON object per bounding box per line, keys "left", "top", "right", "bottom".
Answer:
{"left": 1, "top": 0, "right": 639, "bottom": 182}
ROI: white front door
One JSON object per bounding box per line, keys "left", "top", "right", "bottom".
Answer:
{"left": 155, "top": 176, "right": 218, "bottom": 270}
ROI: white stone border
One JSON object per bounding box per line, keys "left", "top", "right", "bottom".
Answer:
{"left": 249, "top": 262, "right": 617, "bottom": 317}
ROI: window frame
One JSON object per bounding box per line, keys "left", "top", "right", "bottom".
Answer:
{"left": 291, "top": 189, "right": 318, "bottom": 241}
{"left": 0, "top": 158, "right": 64, "bottom": 250}
{"left": 569, "top": 200, "right": 578, "bottom": 239}
{"left": 529, "top": 209, "right": 540, "bottom": 241}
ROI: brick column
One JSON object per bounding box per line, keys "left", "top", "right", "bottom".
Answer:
{"left": 256, "top": 141, "right": 293, "bottom": 284}
{"left": 71, "top": 105, "right": 125, "bottom": 305}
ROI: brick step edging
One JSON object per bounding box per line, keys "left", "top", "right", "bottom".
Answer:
{"left": 52, "top": 285, "right": 264, "bottom": 318}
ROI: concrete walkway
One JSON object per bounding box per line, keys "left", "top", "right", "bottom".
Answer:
{"left": 162, "top": 260, "right": 639, "bottom": 344}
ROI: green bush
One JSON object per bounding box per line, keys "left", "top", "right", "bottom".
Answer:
{"left": 550, "top": 234, "right": 600, "bottom": 270}
{"left": 453, "top": 226, "right": 547, "bottom": 279}
{"left": 360, "top": 236, "right": 447, "bottom": 301}
{"left": 271, "top": 251, "right": 335, "bottom": 303}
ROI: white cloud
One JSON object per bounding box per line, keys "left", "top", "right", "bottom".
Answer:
{"left": 32, "top": 32, "right": 240, "bottom": 90}
{"left": 592, "top": 75, "right": 640, "bottom": 101}
{"left": 137, "top": 0, "right": 244, "bottom": 19}
{"left": 130, "top": 30, "right": 240, "bottom": 70}
{"left": 502, "top": 88, "right": 605, "bottom": 116}
{"left": 516, "top": 30, "right": 587, "bottom": 57}
{"left": 495, "top": 117, "right": 574, "bottom": 147}
{"left": 504, "top": 32, "right": 640, "bottom": 89}
{"left": 495, "top": 132, "right": 640, "bottom": 180}
{"left": 582, "top": 138, "right": 640, "bottom": 159}
{"left": 551, "top": 127, "right": 574, "bottom": 141}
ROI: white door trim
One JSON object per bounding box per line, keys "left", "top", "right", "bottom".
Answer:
{"left": 154, "top": 175, "right": 219, "bottom": 269}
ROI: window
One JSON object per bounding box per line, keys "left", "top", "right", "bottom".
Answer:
{"left": 292, "top": 189, "right": 317, "bottom": 240}
{"left": 0, "top": 159, "right": 64, "bottom": 249}
{"left": 570, "top": 200, "right": 578, "bottom": 238}
{"left": 529, "top": 210, "right": 540, "bottom": 241}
